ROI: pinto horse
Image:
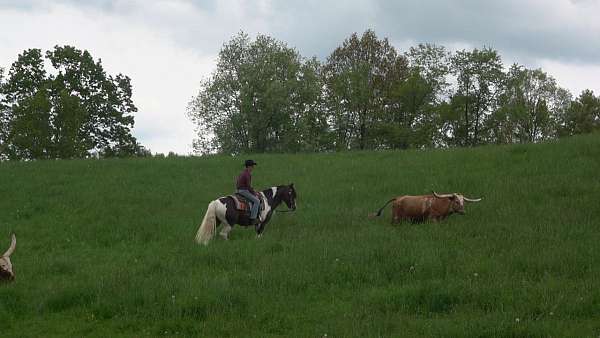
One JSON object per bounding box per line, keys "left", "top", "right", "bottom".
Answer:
{"left": 195, "top": 183, "right": 297, "bottom": 245}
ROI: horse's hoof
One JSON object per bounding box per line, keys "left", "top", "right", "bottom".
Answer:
{"left": 257, "top": 234, "right": 262, "bottom": 239}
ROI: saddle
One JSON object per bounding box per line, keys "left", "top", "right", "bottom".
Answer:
{"left": 229, "top": 193, "right": 265, "bottom": 214}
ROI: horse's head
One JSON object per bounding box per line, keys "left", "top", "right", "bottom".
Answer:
{"left": 279, "top": 183, "right": 297, "bottom": 211}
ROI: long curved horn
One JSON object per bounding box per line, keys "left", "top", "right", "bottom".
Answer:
{"left": 464, "top": 196, "right": 482, "bottom": 202}
{"left": 432, "top": 191, "right": 453, "bottom": 198}
{"left": 3, "top": 234, "right": 15, "bottom": 257}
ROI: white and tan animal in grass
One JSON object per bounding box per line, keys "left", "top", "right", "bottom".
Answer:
{"left": 0, "top": 234, "right": 16, "bottom": 281}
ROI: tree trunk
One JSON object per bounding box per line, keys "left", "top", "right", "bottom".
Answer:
{"left": 474, "top": 94, "right": 482, "bottom": 146}
{"left": 359, "top": 107, "right": 367, "bottom": 150}
{"left": 464, "top": 95, "right": 470, "bottom": 146}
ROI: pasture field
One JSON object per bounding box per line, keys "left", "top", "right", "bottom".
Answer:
{"left": 1, "top": 134, "right": 599, "bottom": 337}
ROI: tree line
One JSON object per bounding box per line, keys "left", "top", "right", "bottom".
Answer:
{"left": 1, "top": 33, "right": 598, "bottom": 160}
{"left": 188, "top": 30, "right": 600, "bottom": 154}
{"left": 0, "top": 46, "right": 146, "bottom": 160}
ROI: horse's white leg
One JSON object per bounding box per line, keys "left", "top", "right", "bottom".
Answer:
{"left": 213, "top": 201, "right": 233, "bottom": 240}
{"left": 220, "top": 223, "right": 232, "bottom": 240}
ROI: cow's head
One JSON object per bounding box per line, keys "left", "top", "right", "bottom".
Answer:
{"left": 0, "top": 234, "right": 16, "bottom": 281}
{"left": 433, "top": 192, "right": 482, "bottom": 214}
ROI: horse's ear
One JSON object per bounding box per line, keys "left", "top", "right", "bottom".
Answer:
{"left": 290, "top": 182, "right": 294, "bottom": 188}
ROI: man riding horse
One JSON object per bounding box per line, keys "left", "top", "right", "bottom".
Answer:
{"left": 194, "top": 160, "right": 297, "bottom": 245}
{"left": 236, "top": 159, "right": 260, "bottom": 225}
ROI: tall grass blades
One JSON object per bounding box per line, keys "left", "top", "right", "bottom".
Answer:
{"left": 0, "top": 134, "right": 599, "bottom": 337}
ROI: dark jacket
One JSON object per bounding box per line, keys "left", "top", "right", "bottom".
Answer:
{"left": 236, "top": 168, "right": 255, "bottom": 193}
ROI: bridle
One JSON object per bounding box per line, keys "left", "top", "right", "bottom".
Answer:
{"left": 274, "top": 186, "right": 296, "bottom": 213}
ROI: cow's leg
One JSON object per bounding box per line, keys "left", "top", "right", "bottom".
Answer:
{"left": 391, "top": 208, "right": 400, "bottom": 224}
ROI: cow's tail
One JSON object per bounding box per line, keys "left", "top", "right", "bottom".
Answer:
{"left": 369, "top": 198, "right": 395, "bottom": 218}
{"left": 195, "top": 200, "right": 219, "bottom": 245}
{"left": 3, "top": 233, "right": 16, "bottom": 257}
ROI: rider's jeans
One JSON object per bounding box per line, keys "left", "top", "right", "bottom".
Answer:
{"left": 237, "top": 189, "right": 259, "bottom": 219}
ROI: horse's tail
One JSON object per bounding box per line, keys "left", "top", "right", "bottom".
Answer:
{"left": 195, "top": 200, "right": 219, "bottom": 245}
{"left": 369, "top": 198, "right": 396, "bottom": 218}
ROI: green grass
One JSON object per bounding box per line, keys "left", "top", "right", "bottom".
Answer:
{"left": 1, "top": 134, "right": 599, "bottom": 337}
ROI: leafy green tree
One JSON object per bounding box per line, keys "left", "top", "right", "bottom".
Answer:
{"left": 396, "top": 44, "right": 453, "bottom": 148}
{"left": 0, "top": 46, "right": 140, "bottom": 160}
{"left": 449, "top": 48, "right": 504, "bottom": 146}
{"left": 8, "top": 90, "right": 53, "bottom": 160}
{"left": 490, "top": 65, "right": 566, "bottom": 144}
{"left": 406, "top": 43, "right": 451, "bottom": 101}
{"left": 188, "top": 32, "right": 325, "bottom": 154}
{"left": 0, "top": 49, "right": 52, "bottom": 159}
{"left": 46, "top": 46, "right": 138, "bottom": 157}
{"left": 323, "top": 30, "right": 408, "bottom": 150}
{"left": 52, "top": 89, "right": 88, "bottom": 158}
{"left": 0, "top": 67, "right": 6, "bottom": 157}
{"left": 376, "top": 70, "right": 436, "bottom": 149}
{"left": 552, "top": 87, "right": 575, "bottom": 136}
{"left": 292, "top": 57, "right": 332, "bottom": 151}
{"left": 560, "top": 90, "right": 600, "bottom": 136}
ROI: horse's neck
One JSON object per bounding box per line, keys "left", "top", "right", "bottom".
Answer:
{"left": 262, "top": 186, "right": 282, "bottom": 208}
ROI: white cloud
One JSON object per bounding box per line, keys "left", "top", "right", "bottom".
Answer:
{"left": 537, "top": 60, "right": 600, "bottom": 96}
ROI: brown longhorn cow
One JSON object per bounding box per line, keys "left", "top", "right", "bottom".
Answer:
{"left": 371, "top": 192, "right": 482, "bottom": 224}
{"left": 0, "top": 234, "right": 16, "bottom": 281}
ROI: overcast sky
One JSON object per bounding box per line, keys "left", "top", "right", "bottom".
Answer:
{"left": 1, "top": 0, "right": 599, "bottom": 154}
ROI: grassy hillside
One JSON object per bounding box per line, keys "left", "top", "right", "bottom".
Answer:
{"left": 1, "top": 134, "right": 599, "bottom": 337}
